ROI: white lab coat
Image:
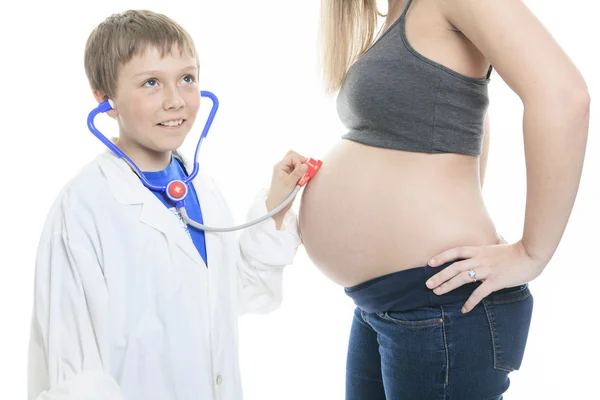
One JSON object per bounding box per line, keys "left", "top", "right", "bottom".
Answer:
{"left": 28, "top": 150, "right": 302, "bottom": 400}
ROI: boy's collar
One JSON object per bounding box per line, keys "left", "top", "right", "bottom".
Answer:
{"left": 97, "top": 149, "right": 212, "bottom": 205}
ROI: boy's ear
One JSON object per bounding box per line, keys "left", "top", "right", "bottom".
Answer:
{"left": 92, "top": 89, "right": 118, "bottom": 118}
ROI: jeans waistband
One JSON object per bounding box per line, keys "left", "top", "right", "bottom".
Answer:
{"left": 344, "top": 260, "right": 480, "bottom": 313}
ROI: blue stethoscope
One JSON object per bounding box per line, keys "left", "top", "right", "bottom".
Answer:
{"left": 87, "top": 90, "right": 321, "bottom": 232}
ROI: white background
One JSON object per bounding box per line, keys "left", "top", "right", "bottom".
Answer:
{"left": 0, "top": 1, "right": 597, "bottom": 399}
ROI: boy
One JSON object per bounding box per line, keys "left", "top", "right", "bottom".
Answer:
{"left": 28, "top": 10, "right": 307, "bottom": 400}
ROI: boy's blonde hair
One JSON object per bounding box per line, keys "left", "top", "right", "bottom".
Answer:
{"left": 84, "top": 10, "right": 199, "bottom": 98}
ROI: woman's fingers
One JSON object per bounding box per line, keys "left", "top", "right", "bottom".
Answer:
{"left": 428, "top": 246, "right": 479, "bottom": 267}
{"left": 426, "top": 258, "right": 479, "bottom": 289}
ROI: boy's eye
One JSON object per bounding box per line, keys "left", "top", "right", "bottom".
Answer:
{"left": 182, "top": 75, "right": 195, "bottom": 84}
{"left": 144, "top": 79, "right": 158, "bottom": 87}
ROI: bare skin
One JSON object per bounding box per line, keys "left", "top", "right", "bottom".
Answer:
{"left": 299, "top": 140, "right": 497, "bottom": 287}
{"left": 299, "top": 0, "right": 589, "bottom": 306}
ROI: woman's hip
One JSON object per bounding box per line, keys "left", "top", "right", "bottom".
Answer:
{"left": 346, "top": 284, "right": 534, "bottom": 399}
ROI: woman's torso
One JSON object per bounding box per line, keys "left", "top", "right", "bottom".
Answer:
{"left": 299, "top": 0, "right": 497, "bottom": 287}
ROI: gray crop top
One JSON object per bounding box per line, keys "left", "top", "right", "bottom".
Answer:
{"left": 337, "top": 0, "right": 492, "bottom": 156}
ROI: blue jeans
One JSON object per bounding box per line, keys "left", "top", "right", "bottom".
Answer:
{"left": 345, "top": 283, "right": 533, "bottom": 399}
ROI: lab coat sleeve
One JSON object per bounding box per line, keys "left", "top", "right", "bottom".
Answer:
{"left": 29, "top": 209, "right": 123, "bottom": 399}
{"left": 236, "top": 188, "right": 302, "bottom": 315}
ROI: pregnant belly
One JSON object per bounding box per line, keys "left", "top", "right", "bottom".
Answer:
{"left": 298, "top": 139, "right": 498, "bottom": 287}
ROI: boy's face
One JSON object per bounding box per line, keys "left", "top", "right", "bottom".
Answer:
{"left": 106, "top": 45, "right": 200, "bottom": 159}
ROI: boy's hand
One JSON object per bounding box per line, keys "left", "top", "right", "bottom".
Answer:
{"left": 265, "top": 150, "right": 309, "bottom": 230}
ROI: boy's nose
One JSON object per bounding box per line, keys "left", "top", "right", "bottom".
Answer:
{"left": 163, "top": 88, "right": 184, "bottom": 110}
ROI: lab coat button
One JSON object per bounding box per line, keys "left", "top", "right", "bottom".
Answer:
{"left": 216, "top": 375, "right": 223, "bottom": 385}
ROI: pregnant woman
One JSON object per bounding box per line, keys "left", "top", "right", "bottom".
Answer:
{"left": 298, "top": 0, "right": 590, "bottom": 398}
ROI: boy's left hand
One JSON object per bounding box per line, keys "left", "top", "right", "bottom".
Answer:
{"left": 265, "top": 150, "right": 309, "bottom": 229}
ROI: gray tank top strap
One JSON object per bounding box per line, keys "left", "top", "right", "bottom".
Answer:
{"left": 370, "top": 0, "right": 414, "bottom": 50}
{"left": 400, "top": 0, "right": 414, "bottom": 19}
{"left": 485, "top": 64, "right": 493, "bottom": 79}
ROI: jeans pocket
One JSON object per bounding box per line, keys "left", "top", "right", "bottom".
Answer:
{"left": 482, "top": 284, "right": 534, "bottom": 372}
{"left": 380, "top": 307, "right": 444, "bottom": 329}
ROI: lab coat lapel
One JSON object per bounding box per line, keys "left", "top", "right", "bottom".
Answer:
{"left": 139, "top": 192, "right": 207, "bottom": 268}
{"left": 99, "top": 150, "right": 209, "bottom": 269}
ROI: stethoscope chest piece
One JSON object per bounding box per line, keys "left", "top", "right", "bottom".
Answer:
{"left": 166, "top": 180, "right": 188, "bottom": 203}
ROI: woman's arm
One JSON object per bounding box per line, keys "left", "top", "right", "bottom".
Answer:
{"left": 441, "top": 0, "right": 590, "bottom": 265}
{"left": 425, "top": 0, "right": 590, "bottom": 312}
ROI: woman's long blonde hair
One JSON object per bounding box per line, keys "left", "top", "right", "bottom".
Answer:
{"left": 319, "top": 0, "right": 383, "bottom": 94}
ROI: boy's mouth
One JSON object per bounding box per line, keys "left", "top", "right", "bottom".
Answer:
{"left": 158, "top": 119, "right": 185, "bottom": 127}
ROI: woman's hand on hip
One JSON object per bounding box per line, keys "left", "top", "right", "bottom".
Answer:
{"left": 425, "top": 240, "right": 545, "bottom": 313}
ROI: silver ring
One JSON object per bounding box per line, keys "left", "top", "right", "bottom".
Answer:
{"left": 468, "top": 269, "right": 477, "bottom": 283}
